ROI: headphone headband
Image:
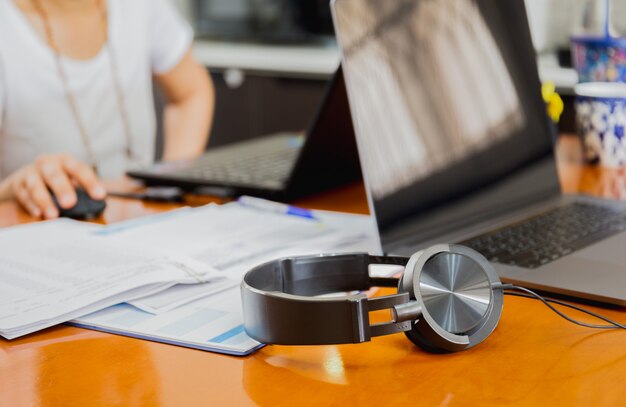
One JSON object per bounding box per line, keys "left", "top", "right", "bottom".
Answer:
{"left": 241, "top": 253, "right": 410, "bottom": 345}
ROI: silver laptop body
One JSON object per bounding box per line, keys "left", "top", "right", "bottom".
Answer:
{"left": 331, "top": 0, "right": 626, "bottom": 305}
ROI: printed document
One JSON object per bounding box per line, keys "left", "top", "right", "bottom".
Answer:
{"left": 0, "top": 201, "right": 377, "bottom": 355}
{"left": 0, "top": 219, "right": 222, "bottom": 339}
{"left": 75, "top": 203, "right": 377, "bottom": 355}
{"left": 105, "top": 203, "right": 375, "bottom": 281}
{"left": 73, "top": 286, "right": 262, "bottom": 356}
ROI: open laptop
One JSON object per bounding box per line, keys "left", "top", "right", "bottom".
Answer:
{"left": 128, "top": 67, "right": 361, "bottom": 200}
{"left": 332, "top": 0, "right": 626, "bottom": 305}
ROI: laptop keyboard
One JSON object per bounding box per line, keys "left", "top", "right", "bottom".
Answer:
{"left": 461, "top": 202, "right": 626, "bottom": 269}
{"left": 174, "top": 135, "right": 302, "bottom": 189}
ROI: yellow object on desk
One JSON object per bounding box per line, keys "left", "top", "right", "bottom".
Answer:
{"left": 542, "top": 81, "right": 564, "bottom": 123}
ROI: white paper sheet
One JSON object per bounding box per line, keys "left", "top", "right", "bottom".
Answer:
{"left": 104, "top": 203, "right": 375, "bottom": 281}
{"left": 0, "top": 219, "right": 223, "bottom": 339}
{"left": 72, "top": 287, "right": 263, "bottom": 356}
{"left": 107, "top": 203, "right": 378, "bottom": 328}
{"left": 128, "top": 279, "right": 238, "bottom": 314}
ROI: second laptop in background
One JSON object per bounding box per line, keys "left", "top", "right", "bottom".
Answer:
{"left": 127, "top": 67, "right": 362, "bottom": 200}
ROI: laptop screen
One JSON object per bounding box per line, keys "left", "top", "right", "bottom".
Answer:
{"left": 332, "top": 0, "right": 561, "bottom": 253}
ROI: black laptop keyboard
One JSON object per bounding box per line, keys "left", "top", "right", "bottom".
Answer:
{"left": 461, "top": 202, "right": 626, "bottom": 269}
{"left": 174, "top": 136, "right": 301, "bottom": 189}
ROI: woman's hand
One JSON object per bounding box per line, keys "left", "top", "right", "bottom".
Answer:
{"left": 0, "top": 154, "right": 106, "bottom": 219}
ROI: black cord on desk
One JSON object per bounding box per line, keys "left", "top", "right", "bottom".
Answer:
{"left": 502, "top": 284, "right": 626, "bottom": 330}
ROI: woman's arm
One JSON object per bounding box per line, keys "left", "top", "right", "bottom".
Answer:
{"left": 154, "top": 50, "right": 215, "bottom": 161}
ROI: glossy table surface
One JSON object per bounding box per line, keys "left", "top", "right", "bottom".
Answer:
{"left": 3, "top": 136, "right": 626, "bottom": 406}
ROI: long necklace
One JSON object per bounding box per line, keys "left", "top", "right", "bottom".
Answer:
{"left": 31, "top": 0, "right": 135, "bottom": 174}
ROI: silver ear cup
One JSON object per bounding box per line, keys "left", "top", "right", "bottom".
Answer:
{"left": 398, "top": 244, "right": 503, "bottom": 353}
{"left": 420, "top": 252, "right": 493, "bottom": 333}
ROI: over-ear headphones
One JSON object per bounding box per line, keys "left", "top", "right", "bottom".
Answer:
{"left": 241, "top": 244, "right": 505, "bottom": 353}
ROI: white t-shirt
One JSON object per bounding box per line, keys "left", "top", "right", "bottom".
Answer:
{"left": 0, "top": 0, "right": 193, "bottom": 179}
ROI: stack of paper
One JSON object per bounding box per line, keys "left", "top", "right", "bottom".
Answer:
{"left": 70, "top": 203, "right": 377, "bottom": 355}
{"left": 0, "top": 220, "right": 223, "bottom": 339}
{"left": 0, "top": 201, "right": 378, "bottom": 355}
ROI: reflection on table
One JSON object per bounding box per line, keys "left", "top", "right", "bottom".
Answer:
{"left": 557, "top": 134, "right": 626, "bottom": 201}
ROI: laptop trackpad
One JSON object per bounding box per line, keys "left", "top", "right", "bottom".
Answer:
{"left": 573, "top": 232, "right": 626, "bottom": 265}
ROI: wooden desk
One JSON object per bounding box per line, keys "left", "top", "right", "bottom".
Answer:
{"left": 2, "top": 135, "right": 626, "bottom": 406}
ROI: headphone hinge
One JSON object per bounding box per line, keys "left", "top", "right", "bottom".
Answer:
{"left": 366, "top": 293, "right": 414, "bottom": 338}
{"left": 350, "top": 297, "right": 371, "bottom": 343}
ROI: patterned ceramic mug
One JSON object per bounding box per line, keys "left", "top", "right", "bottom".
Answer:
{"left": 575, "top": 82, "right": 626, "bottom": 166}
{"left": 571, "top": 36, "right": 626, "bottom": 83}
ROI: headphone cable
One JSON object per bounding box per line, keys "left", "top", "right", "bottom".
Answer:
{"left": 501, "top": 284, "right": 626, "bottom": 330}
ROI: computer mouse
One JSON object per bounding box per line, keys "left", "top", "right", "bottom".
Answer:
{"left": 50, "top": 187, "right": 107, "bottom": 220}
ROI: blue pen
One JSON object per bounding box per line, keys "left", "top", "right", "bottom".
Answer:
{"left": 237, "top": 196, "right": 318, "bottom": 220}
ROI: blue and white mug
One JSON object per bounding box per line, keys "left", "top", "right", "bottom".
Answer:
{"left": 575, "top": 82, "right": 626, "bottom": 167}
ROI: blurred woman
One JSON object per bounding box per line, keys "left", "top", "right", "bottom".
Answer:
{"left": 0, "top": 0, "right": 214, "bottom": 218}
